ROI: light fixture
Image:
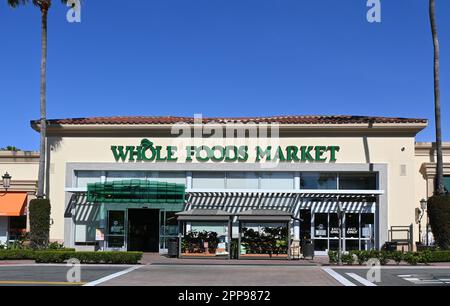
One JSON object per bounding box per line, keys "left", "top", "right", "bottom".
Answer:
{"left": 2, "top": 172, "right": 11, "bottom": 191}
{"left": 420, "top": 198, "right": 427, "bottom": 211}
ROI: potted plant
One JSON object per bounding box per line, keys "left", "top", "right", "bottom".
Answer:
{"left": 207, "top": 231, "right": 219, "bottom": 254}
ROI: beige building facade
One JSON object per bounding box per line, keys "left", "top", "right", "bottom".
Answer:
{"left": 3, "top": 115, "right": 449, "bottom": 255}
{"left": 0, "top": 151, "right": 38, "bottom": 244}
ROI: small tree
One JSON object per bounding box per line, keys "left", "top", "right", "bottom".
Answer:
{"left": 427, "top": 194, "right": 450, "bottom": 250}
{"left": 29, "top": 198, "right": 51, "bottom": 249}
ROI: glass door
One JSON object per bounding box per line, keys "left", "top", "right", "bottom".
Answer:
{"left": 107, "top": 210, "right": 126, "bottom": 251}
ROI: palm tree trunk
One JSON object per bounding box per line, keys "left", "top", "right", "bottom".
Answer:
{"left": 37, "top": 5, "right": 49, "bottom": 198}
{"left": 429, "top": 0, "right": 445, "bottom": 195}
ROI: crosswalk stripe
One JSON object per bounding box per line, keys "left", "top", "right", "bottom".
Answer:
{"left": 346, "top": 273, "right": 377, "bottom": 286}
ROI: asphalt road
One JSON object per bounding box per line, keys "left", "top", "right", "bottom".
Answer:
{"left": 0, "top": 264, "right": 132, "bottom": 286}
{"left": 324, "top": 267, "right": 450, "bottom": 286}
{"left": 0, "top": 264, "right": 450, "bottom": 286}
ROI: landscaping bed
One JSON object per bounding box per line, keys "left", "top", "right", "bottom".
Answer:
{"left": 0, "top": 249, "right": 143, "bottom": 264}
{"left": 328, "top": 249, "right": 450, "bottom": 265}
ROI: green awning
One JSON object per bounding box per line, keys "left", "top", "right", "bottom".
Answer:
{"left": 87, "top": 180, "right": 186, "bottom": 204}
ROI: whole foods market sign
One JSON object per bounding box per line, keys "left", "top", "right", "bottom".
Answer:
{"left": 111, "top": 139, "right": 340, "bottom": 163}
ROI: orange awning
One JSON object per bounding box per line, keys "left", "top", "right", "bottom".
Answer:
{"left": 0, "top": 193, "right": 27, "bottom": 217}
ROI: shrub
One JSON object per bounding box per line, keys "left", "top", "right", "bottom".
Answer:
{"left": 33, "top": 251, "right": 143, "bottom": 264}
{"left": 427, "top": 194, "right": 450, "bottom": 250}
{"left": 390, "top": 251, "right": 404, "bottom": 265}
{"left": 419, "top": 250, "right": 432, "bottom": 264}
{"left": 378, "top": 251, "right": 390, "bottom": 265}
{"left": 341, "top": 252, "right": 355, "bottom": 265}
{"left": 0, "top": 250, "right": 35, "bottom": 260}
{"left": 328, "top": 251, "right": 338, "bottom": 264}
{"left": 29, "top": 199, "right": 51, "bottom": 249}
{"left": 353, "top": 250, "right": 371, "bottom": 265}
{"left": 404, "top": 252, "right": 421, "bottom": 265}
{"left": 426, "top": 250, "right": 450, "bottom": 262}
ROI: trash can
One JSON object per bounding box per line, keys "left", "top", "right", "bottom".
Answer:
{"left": 384, "top": 241, "right": 397, "bottom": 252}
{"left": 167, "top": 237, "right": 179, "bottom": 258}
{"left": 302, "top": 240, "right": 314, "bottom": 260}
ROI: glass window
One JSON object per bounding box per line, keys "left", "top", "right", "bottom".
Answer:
{"left": 314, "top": 239, "right": 327, "bottom": 251}
{"left": 339, "top": 173, "right": 377, "bottom": 190}
{"left": 260, "top": 172, "right": 294, "bottom": 190}
{"left": 345, "top": 240, "right": 359, "bottom": 251}
{"left": 226, "top": 172, "right": 259, "bottom": 189}
{"left": 443, "top": 176, "right": 450, "bottom": 193}
{"left": 301, "top": 173, "right": 337, "bottom": 189}
{"left": 314, "top": 213, "right": 328, "bottom": 238}
{"left": 76, "top": 171, "right": 102, "bottom": 188}
{"left": 345, "top": 213, "right": 359, "bottom": 238}
{"left": 300, "top": 210, "right": 311, "bottom": 242}
{"left": 153, "top": 172, "right": 186, "bottom": 185}
{"left": 192, "top": 172, "right": 226, "bottom": 189}
{"left": 164, "top": 212, "right": 179, "bottom": 236}
{"left": 181, "top": 221, "right": 229, "bottom": 256}
{"left": 329, "top": 239, "right": 339, "bottom": 251}
{"left": 240, "top": 222, "right": 289, "bottom": 256}
{"left": 107, "top": 171, "right": 146, "bottom": 181}
{"left": 329, "top": 214, "right": 340, "bottom": 238}
{"left": 361, "top": 213, "right": 374, "bottom": 239}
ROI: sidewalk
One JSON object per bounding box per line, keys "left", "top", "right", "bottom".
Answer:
{"left": 140, "top": 253, "right": 327, "bottom": 266}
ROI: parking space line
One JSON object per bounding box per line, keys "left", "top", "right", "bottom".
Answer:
{"left": 83, "top": 265, "right": 142, "bottom": 286}
{"left": 322, "top": 268, "right": 356, "bottom": 286}
{"left": 0, "top": 281, "right": 85, "bottom": 286}
{"left": 346, "top": 273, "right": 377, "bottom": 286}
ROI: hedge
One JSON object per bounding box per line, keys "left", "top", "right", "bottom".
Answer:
{"left": 328, "top": 250, "right": 450, "bottom": 265}
{"left": 33, "top": 251, "right": 143, "bottom": 264}
{"left": 0, "top": 250, "right": 35, "bottom": 260}
{"left": 428, "top": 194, "right": 450, "bottom": 250}
{"left": 428, "top": 251, "right": 450, "bottom": 262}
{"left": 0, "top": 250, "right": 143, "bottom": 264}
{"left": 29, "top": 199, "right": 51, "bottom": 249}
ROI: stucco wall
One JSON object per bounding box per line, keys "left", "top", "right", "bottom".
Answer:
{"left": 47, "top": 135, "right": 418, "bottom": 243}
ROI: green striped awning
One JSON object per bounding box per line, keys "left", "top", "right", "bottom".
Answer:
{"left": 87, "top": 180, "right": 186, "bottom": 204}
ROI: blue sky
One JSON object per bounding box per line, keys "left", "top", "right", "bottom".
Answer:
{"left": 0, "top": 0, "right": 449, "bottom": 150}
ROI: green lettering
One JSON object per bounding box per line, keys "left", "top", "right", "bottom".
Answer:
{"left": 328, "top": 146, "right": 340, "bottom": 162}
{"left": 256, "top": 146, "right": 272, "bottom": 161}
{"left": 167, "top": 146, "right": 178, "bottom": 162}
{"left": 286, "top": 146, "right": 300, "bottom": 162}
{"left": 185, "top": 146, "right": 195, "bottom": 162}
{"left": 225, "top": 146, "right": 238, "bottom": 162}
{"left": 300, "top": 146, "right": 314, "bottom": 162}
{"left": 315, "top": 146, "right": 327, "bottom": 162}
{"left": 273, "top": 146, "right": 286, "bottom": 162}
{"left": 211, "top": 146, "right": 225, "bottom": 162}
{"left": 111, "top": 146, "right": 129, "bottom": 162}
{"left": 238, "top": 146, "right": 249, "bottom": 162}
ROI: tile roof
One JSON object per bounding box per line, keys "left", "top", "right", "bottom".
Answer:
{"left": 34, "top": 115, "right": 427, "bottom": 126}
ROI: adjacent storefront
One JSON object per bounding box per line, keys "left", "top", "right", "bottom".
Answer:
{"left": 26, "top": 115, "right": 449, "bottom": 255}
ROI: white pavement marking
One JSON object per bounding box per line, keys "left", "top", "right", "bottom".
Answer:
{"left": 322, "top": 267, "right": 356, "bottom": 286}
{"left": 346, "top": 273, "right": 377, "bottom": 286}
{"left": 83, "top": 265, "right": 142, "bottom": 286}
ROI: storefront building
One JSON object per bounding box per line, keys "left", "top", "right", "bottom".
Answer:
{"left": 0, "top": 151, "right": 38, "bottom": 245}
{"left": 26, "top": 115, "right": 450, "bottom": 256}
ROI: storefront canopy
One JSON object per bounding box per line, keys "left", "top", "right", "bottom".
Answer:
{"left": 237, "top": 209, "right": 293, "bottom": 221}
{"left": 87, "top": 180, "right": 186, "bottom": 204}
{"left": 0, "top": 193, "right": 27, "bottom": 217}
{"left": 176, "top": 209, "right": 232, "bottom": 221}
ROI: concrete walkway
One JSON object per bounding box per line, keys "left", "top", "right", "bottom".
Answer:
{"left": 99, "top": 264, "right": 340, "bottom": 286}
{"left": 140, "top": 252, "right": 325, "bottom": 266}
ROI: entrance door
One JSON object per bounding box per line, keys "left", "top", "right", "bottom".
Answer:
{"left": 128, "top": 209, "right": 159, "bottom": 252}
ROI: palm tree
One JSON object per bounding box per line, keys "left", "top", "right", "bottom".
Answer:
{"left": 7, "top": 0, "right": 67, "bottom": 198}
{"left": 429, "top": 0, "right": 445, "bottom": 195}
